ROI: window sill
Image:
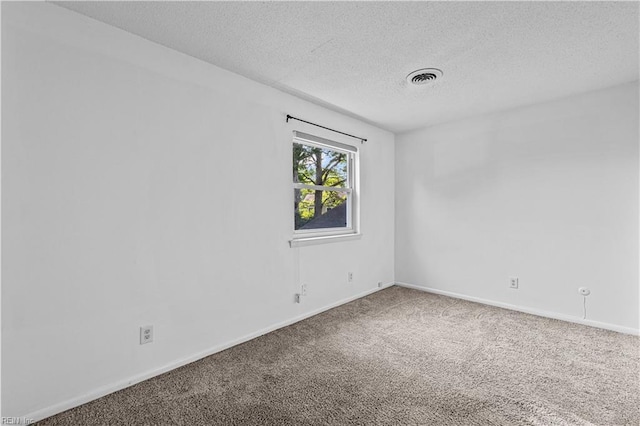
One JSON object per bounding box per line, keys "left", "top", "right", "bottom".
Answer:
{"left": 289, "top": 233, "right": 362, "bottom": 248}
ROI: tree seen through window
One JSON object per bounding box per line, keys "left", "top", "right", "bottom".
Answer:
{"left": 293, "top": 143, "right": 349, "bottom": 230}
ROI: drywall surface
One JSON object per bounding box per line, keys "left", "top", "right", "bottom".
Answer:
{"left": 1, "top": 3, "right": 394, "bottom": 419}
{"left": 396, "top": 81, "right": 639, "bottom": 333}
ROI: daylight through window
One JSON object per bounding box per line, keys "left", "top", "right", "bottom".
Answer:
{"left": 292, "top": 132, "right": 358, "bottom": 237}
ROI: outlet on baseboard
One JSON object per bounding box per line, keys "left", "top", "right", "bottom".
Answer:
{"left": 140, "top": 325, "right": 153, "bottom": 345}
{"left": 348, "top": 272, "right": 353, "bottom": 282}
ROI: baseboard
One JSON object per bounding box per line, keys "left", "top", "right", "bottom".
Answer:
{"left": 395, "top": 282, "right": 639, "bottom": 336}
{"left": 23, "top": 283, "right": 394, "bottom": 423}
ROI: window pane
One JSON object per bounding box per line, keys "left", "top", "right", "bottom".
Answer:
{"left": 293, "top": 143, "right": 348, "bottom": 188}
{"left": 294, "top": 189, "right": 348, "bottom": 230}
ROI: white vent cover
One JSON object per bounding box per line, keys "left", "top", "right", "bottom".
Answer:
{"left": 407, "top": 68, "right": 443, "bottom": 86}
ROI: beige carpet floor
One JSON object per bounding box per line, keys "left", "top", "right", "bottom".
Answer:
{"left": 38, "top": 286, "right": 639, "bottom": 425}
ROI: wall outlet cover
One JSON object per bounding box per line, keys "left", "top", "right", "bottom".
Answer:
{"left": 509, "top": 277, "right": 519, "bottom": 289}
{"left": 140, "top": 325, "right": 153, "bottom": 345}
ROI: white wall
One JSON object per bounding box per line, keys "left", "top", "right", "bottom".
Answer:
{"left": 1, "top": 3, "right": 394, "bottom": 419}
{"left": 396, "top": 81, "right": 639, "bottom": 333}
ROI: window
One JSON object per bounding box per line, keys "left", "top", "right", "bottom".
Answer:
{"left": 292, "top": 131, "right": 359, "bottom": 242}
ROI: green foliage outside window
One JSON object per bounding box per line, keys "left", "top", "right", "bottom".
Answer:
{"left": 293, "top": 143, "right": 348, "bottom": 229}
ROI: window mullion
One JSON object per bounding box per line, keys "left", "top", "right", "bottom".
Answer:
{"left": 293, "top": 183, "right": 352, "bottom": 193}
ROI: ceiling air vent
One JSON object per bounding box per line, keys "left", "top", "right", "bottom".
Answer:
{"left": 407, "top": 68, "right": 443, "bottom": 86}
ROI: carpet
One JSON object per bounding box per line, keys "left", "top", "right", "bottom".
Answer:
{"left": 38, "top": 286, "right": 639, "bottom": 425}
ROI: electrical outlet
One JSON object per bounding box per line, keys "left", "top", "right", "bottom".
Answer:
{"left": 509, "top": 277, "right": 519, "bottom": 289}
{"left": 294, "top": 293, "right": 301, "bottom": 303}
{"left": 140, "top": 325, "right": 153, "bottom": 345}
{"left": 378, "top": 281, "right": 383, "bottom": 288}
{"left": 348, "top": 272, "right": 353, "bottom": 282}
{"left": 301, "top": 284, "right": 307, "bottom": 296}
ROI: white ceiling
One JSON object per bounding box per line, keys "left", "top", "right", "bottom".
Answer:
{"left": 55, "top": 1, "right": 639, "bottom": 133}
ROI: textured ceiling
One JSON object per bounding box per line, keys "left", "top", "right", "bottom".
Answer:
{"left": 55, "top": 1, "right": 639, "bottom": 133}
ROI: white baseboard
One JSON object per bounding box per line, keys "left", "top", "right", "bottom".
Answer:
{"left": 24, "top": 283, "right": 394, "bottom": 423}
{"left": 395, "top": 282, "right": 639, "bottom": 336}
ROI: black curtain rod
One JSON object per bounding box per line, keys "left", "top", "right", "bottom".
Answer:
{"left": 286, "top": 114, "right": 367, "bottom": 143}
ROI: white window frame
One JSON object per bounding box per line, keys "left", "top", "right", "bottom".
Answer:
{"left": 291, "top": 131, "right": 360, "bottom": 246}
